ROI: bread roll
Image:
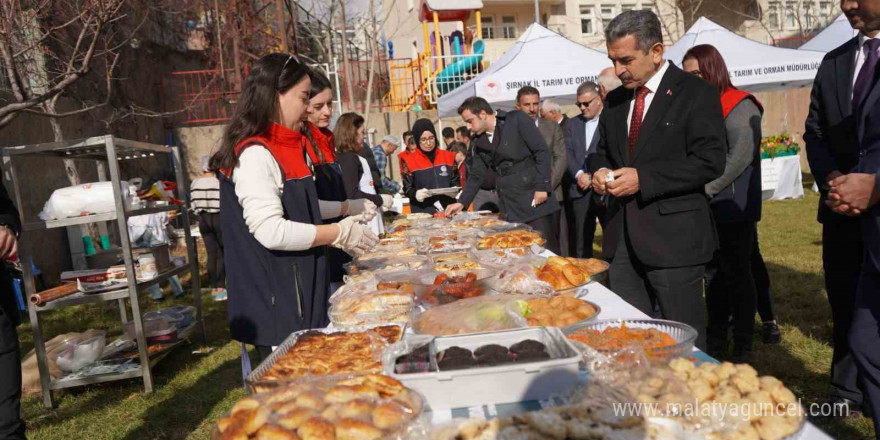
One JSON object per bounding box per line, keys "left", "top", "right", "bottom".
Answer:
{"left": 372, "top": 401, "right": 410, "bottom": 429}
{"left": 257, "top": 425, "right": 303, "bottom": 440}
{"left": 297, "top": 417, "right": 337, "bottom": 440}
{"left": 335, "top": 418, "right": 384, "bottom": 440}
{"left": 277, "top": 408, "right": 318, "bottom": 430}
{"left": 339, "top": 399, "right": 376, "bottom": 420}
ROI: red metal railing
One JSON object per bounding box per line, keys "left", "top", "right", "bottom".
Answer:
{"left": 171, "top": 69, "right": 240, "bottom": 125}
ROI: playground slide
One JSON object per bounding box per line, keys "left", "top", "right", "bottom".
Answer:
{"left": 435, "top": 39, "right": 485, "bottom": 96}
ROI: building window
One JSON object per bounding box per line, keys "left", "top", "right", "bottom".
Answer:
{"left": 818, "top": 1, "right": 832, "bottom": 22}
{"left": 621, "top": 3, "right": 637, "bottom": 12}
{"left": 767, "top": 1, "right": 780, "bottom": 29}
{"left": 600, "top": 4, "right": 616, "bottom": 30}
{"left": 482, "top": 15, "right": 495, "bottom": 39}
{"left": 803, "top": 2, "right": 814, "bottom": 28}
{"left": 579, "top": 5, "right": 594, "bottom": 34}
{"left": 501, "top": 15, "right": 517, "bottom": 38}
{"left": 642, "top": 1, "right": 655, "bottom": 11}
{"left": 784, "top": 2, "right": 797, "bottom": 28}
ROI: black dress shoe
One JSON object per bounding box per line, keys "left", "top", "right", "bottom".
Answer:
{"left": 829, "top": 396, "right": 863, "bottom": 418}
{"left": 762, "top": 322, "right": 781, "bottom": 344}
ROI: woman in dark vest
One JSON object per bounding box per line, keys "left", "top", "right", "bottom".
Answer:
{"left": 683, "top": 45, "right": 768, "bottom": 362}
{"left": 210, "top": 54, "right": 379, "bottom": 367}
{"left": 301, "top": 69, "right": 371, "bottom": 291}
{"left": 400, "top": 119, "right": 459, "bottom": 213}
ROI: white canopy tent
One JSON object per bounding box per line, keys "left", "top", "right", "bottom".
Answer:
{"left": 664, "top": 17, "right": 826, "bottom": 92}
{"left": 436, "top": 23, "right": 612, "bottom": 117}
{"left": 799, "top": 14, "right": 857, "bottom": 52}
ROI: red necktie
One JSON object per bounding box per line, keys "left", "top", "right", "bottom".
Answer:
{"left": 628, "top": 87, "right": 650, "bottom": 160}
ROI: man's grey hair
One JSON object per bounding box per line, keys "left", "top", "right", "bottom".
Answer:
{"left": 597, "top": 67, "right": 623, "bottom": 94}
{"left": 541, "top": 99, "right": 562, "bottom": 114}
{"left": 576, "top": 81, "right": 601, "bottom": 97}
{"left": 382, "top": 135, "right": 401, "bottom": 147}
{"left": 604, "top": 10, "right": 663, "bottom": 52}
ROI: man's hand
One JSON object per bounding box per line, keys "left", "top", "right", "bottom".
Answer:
{"left": 533, "top": 191, "right": 548, "bottom": 206}
{"left": 592, "top": 168, "right": 611, "bottom": 195}
{"left": 0, "top": 226, "right": 17, "bottom": 261}
{"left": 827, "top": 173, "right": 879, "bottom": 215}
{"left": 606, "top": 168, "right": 640, "bottom": 197}
{"left": 445, "top": 203, "right": 465, "bottom": 217}
{"left": 577, "top": 172, "right": 592, "bottom": 190}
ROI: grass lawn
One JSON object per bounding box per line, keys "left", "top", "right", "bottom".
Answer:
{"left": 15, "top": 190, "right": 875, "bottom": 439}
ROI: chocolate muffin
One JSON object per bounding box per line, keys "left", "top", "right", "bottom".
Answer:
{"left": 510, "top": 340, "right": 551, "bottom": 362}
{"left": 437, "top": 346, "right": 476, "bottom": 370}
{"left": 474, "top": 344, "right": 513, "bottom": 366}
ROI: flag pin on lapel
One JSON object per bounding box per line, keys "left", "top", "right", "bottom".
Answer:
{"left": 666, "top": 89, "right": 673, "bottom": 96}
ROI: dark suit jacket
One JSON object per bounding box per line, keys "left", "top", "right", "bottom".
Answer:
{"left": 359, "top": 145, "right": 385, "bottom": 194}
{"left": 589, "top": 62, "right": 726, "bottom": 268}
{"left": 855, "top": 73, "right": 880, "bottom": 271}
{"left": 565, "top": 113, "right": 602, "bottom": 200}
{"left": 460, "top": 110, "right": 560, "bottom": 223}
{"left": 804, "top": 37, "right": 863, "bottom": 224}
{"left": 0, "top": 180, "right": 21, "bottom": 341}
{"left": 537, "top": 117, "right": 567, "bottom": 203}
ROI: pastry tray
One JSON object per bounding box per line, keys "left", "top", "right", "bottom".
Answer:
{"left": 384, "top": 327, "right": 581, "bottom": 409}
{"left": 245, "top": 323, "right": 405, "bottom": 394}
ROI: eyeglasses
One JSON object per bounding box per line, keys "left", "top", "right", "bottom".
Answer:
{"left": 277, "top": 54, "right": 301, "bottom": 90}
{"left": 419, "top": 136, "right": 436, "bottom": 144}
{"left": 576, "top": 97, "right": 599, "bottom": 108}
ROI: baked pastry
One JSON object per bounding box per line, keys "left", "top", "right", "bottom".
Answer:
{"left": 330, "top": 291, "right": 414, "bottom": 326}
{"left": 256, "top": 425, "right": 302, "bottom": 440}
{"left": 297, "top": 417, "right": 336, "bottom": 440}
{"left": 371, "top": 402, "right": 410, "bottom": 430}
{"left": 434, "top": 261, "right": 482, "bottom": 272}
{"left": 437, "top": 347, "right": 476, "bottom": 370}
{"left": 257, "top": 327, "right": 403, "bottom": 383}
{"left": 477, "top": 230, "right": 545, "bottom": 250}
{"left": 474, "top": 344, "right": 512, "bottom": 366}
{"left": 523, "top": 296, "right": 598, "bottom": 327}
{"left": 533, "top": 257, "right": 599, "bottom": 290}
{"left": 335, "top": 418, "right": 383, "bottom": 440}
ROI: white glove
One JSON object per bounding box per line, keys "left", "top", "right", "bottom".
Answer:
{"left": 415, "top": 188, "right": 430, "bottom": 202}
{"left": 344, "top": 199, "right": 377, "bottom": 222}
{"left": 332, "top": 215, "right": 380, "bottom": 257}
{"left": 380, "top": 194, "right": 394, "bottom": 208}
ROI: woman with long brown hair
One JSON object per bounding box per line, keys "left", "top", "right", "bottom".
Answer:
{"left": 210, "top": 54, "right": 378, "bottom": 368}
{"left": 335, "top": 113, "right": 387, "bottom": 235}
{"left": 683, "top": 44, "right": 768, "bottom": 362}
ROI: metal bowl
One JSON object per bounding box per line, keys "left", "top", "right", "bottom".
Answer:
{"left": 563, "top": 318, "right": 699, "bottom": 361}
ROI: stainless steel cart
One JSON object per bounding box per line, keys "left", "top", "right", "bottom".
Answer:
{"left": 1, "top": 135, "right": 204, "bottom": 408}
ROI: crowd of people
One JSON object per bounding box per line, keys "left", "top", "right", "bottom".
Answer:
{"left": 1, "top": 2, "right": 879, "bottom": 439}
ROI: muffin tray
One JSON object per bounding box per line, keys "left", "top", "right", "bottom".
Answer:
{"left": 384, "top": 327, "right": 581, "bottom": 409}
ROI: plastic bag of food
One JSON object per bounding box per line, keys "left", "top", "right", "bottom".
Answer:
{"left": 214, "top": 373, "right": 429, "bottom": 440}
{"left": 328, "top": 290, "right": 417, "bottom": 327}
{"left": 55, "top": 330, "right": 107, "bottom": 372}
{"left": 39, "top": 181, "right": 137, "bottom": 220}
{"left": 349, "top": 254, "right": 427, "bottom": 273}
{"left": 473, "top": 245, "right": 542, "bottom": 266}
{"left": 476, "top": 229, "right": 546, "bottom": 250}
{"left": 382, "top": 335, "right": 435, "bottom": 375}
{"left": 412, "top": 295, "right": 532, "bottom": 335}
{"left": 487, "top": 262, "right": 554, "bottom": 295}
{"left": 378, "top": 267, "right": 497, "bottom": 308}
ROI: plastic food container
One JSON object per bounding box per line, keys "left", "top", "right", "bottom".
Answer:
{"left": 55, "top": 331, "right": 107, "bottom": 372}
{"left": 563, "top": 319, "right": 698, "bottom": 362}
{"left": 123, "top": 315, "right": 174, "bottom": 340}
{"left": 384, "top": 327, "right": 581, "bottom": 409}
{"left": 378, "top": 268, "right": 497, "bottom": 307}
{"left": 328, "top": 290, "right": 416, "bottom": 327}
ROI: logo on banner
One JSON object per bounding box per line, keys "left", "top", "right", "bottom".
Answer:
{"left": 439, "top": 165, "right": 449, "bottom": 176}
{"left": 484, "top": 79, "right": 500, "bottom": 97}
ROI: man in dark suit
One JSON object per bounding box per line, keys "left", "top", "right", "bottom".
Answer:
{"left": 0, "top": 180, "right": 24, "bottom": 440}
{"left": 565, "top": 81, "right": 605, "bottom": 258}
{"left": 828, "top": 1, "right": 880, "bottom": 432}
{"left": 447, "top": 97, "right": 561, "bottom": 253}
{"left": 803, "top": 7, "right": 875, "bottom": 412}
{"left": 590, "top": 10, "right": 726, "bottom": 350}
{"left": 516, "top": 86, "right": 567, "bottom": 255}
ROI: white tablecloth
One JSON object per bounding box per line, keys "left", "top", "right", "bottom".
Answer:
{"left": 426, "top": 282, "right": 833, "bottom": 440}
{"left": 762, "top": 155, "right": 805, "bottom": 201}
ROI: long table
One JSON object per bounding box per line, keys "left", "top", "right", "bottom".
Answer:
{"left": 425, "top": 281, "right": 833, "bottom": 440}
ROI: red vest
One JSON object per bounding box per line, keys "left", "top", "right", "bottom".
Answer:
{"left": 399, "top": 148, "right": 456, "bottom": 174}
{"left": 222, "top": 123, "right": 313, "bottom": 181}
{"left": 720, "top": 88, "right": 763, "bottom": 119}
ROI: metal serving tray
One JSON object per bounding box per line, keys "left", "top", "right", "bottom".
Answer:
{"left": 246, "top": 323, "right": 405, "bottom": 394}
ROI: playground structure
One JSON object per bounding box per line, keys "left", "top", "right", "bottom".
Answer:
{"left": 383, "top": 0, "right": 486, "bottom": 111}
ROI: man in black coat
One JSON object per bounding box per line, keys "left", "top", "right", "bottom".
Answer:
{"left": 827, "top": 0, "right": 880, "bottom": 431}
{"left": 590, "top": 10, "right": 726, "bottom": 350}
{"left": 0, "top": 180, "right": 24, "bottom": 440}
{"left": 446, "top": 97, "right": 561, "bottom": 253}
{"left": 803, "top": 10, "right": 876, "bottom": 413}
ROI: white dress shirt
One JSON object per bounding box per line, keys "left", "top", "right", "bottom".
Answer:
{"left": 575, "top": 116, "right": 601, "bottom": 179}
{"left": 627, "top": 60, "right": 671, "bottom": 132}
{"left": 853, "top": 33, "right": 880, "bottom": 97}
